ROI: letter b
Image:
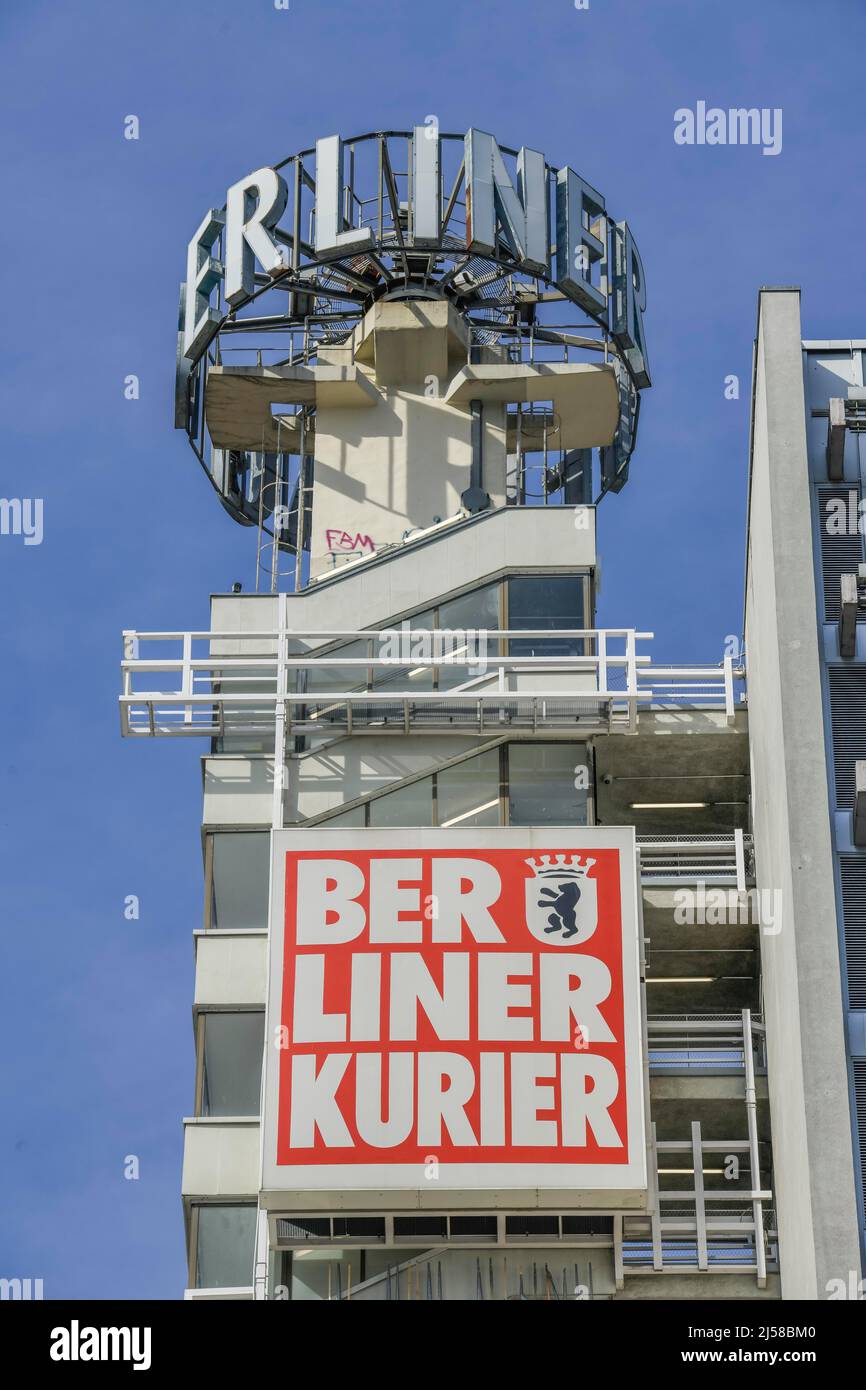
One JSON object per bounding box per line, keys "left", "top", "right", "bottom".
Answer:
{"left": 295, "top": 859, "right": 366, "bottom": 944}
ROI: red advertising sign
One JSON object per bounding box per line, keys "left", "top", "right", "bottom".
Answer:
{"left": 262, "top": 828, "right": 644, "bottom": 1195}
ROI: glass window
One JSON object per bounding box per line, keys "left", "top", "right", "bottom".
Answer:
{"left": 320, "top": 804, "right": 366, "bottom": 827}
{"left": 373, "top": 609, "right": 436, "bottom": 692}
{"left": 507, "top": 743, "right": 588, "bottom": 825}
{"left": 201, "top": 1012, "right": 264, "bottom": 1117}
{"left": 437, "top": 750, "right": 501, "bottom": 826}
{"left": 195, "top": 1204, "right": 257, "bottom": 1289}
{"left": 439, "top": 583, "right": 500, "bottom": 632}
{"left": 211, "top": 832, "right": 270, "bottom": 930}
{"left": 303, "top": 638, "right": 368, "bottom": 696}
{"left": 215, "top": 733, "right": 276, "bottom": 756}
{"left": 507, "top": 575, "right": 585, "bottom": 656}
{"left": 438, "top": 583, "right": 501, "bottom": 690}
{"left": 368, "top": 776, "right": 433, "bottom": 826}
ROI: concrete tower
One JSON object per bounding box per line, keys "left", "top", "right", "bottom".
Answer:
{"left": 117, "top": 131, "right": 831, "bottom": 1301}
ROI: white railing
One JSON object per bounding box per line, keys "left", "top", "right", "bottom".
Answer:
{"left": 646, "top": 1012, "right": 766, "bottom": 1073}
{"left": 638, "top": 832, "right": 752, "bottom": 890}
{"left": 119, "top": 628, "right": 743, "bottom": 738}
{"left": 634, "top": 1011, "right": 770, "bottom": 1285}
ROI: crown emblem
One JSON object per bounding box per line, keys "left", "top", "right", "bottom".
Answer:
{"left": 524, "top": 853, "right": 596, "bottom": 879}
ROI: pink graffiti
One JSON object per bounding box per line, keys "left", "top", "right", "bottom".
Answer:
{"left": 325, "top": 529, "right": 376, "bottom": 554}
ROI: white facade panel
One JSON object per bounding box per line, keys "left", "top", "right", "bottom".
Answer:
{"left": 194, "top": 931, "right": 268, "bottom": 1007}
{"left": 203, "top": 758, "right": 274, "bottom": 826}
{"left": 182, "top": 1119, "right": 260, "bottom": 1196}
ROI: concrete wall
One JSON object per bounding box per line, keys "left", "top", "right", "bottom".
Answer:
{"left": 182, "top": 1120, "right": 260, "bottom": 1197}
{"left": 309, "top": 300, "right": 507, "bottom": 576}
{"left": 194, "top": 931, "right": 267, "bottom": 1006}
{"left": 311, "top": 388, "right": 508, "bottom": 577}
{"left": 745, "top": 288, "right": 862, "bottom": 1297}
{"left": 211, "top": 504, "right": 596, "bottom": 645}
{"left": 203, "top": 758, "right": 273, "bottom": 825}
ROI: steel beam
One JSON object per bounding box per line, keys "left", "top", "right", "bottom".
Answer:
{"left": 827, "top": 396, "right": 846, "bottom": 480}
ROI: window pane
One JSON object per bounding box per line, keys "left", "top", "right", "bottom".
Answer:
{"left": 437, "top": 751, "right": 501, "bottom": 826}
{"left": 304, "top": 639, "right": 368, "bottom": 696}
{"left": 201, "top": 1013, "right": 264, "bottom": 1117}
{"left": 211, "top": 832, "right": 270, "bottom": 930}
{"left": 507, "top": 576, "right": 585, "bottom": 656}
{"left": 195, "top": 1205, "right": 257, "bottom": 1289}
{"left": 368, "top": 776, "right": 433, "bottom": 826}
{"left": 507, "top": 743, "right": 588, "bottom": 825}
{"left": 373, "top": 609, "right": 436, "bottom": 692}
{"left": 438, "top": 583, "right": 500, "bottom": 690}
{"left": 215, "top": 733, "right": 276, "bottom": 756}
{"left": 321, "top": 805, "right": 366, "bottom": 827}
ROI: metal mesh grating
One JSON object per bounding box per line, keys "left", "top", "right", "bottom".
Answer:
{"left": 853, "top": 1060, "right": 866, "bottom": 1199}
{"left": 840, "top": 857, "right": 866, "bottom": 1009}
{"left": 818, "top": 485, "right": 863, "bottom": 620}
{"left": 828, "top": 669, "right": 866, "bottom": 808}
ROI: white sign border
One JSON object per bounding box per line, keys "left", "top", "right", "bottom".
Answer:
{"left": 261, "top": 826, "right": 646, "bottom": 1196}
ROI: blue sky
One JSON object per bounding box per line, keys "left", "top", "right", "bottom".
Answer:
{"left": 0, "top": 0, "right": 864, "bottom": 1299}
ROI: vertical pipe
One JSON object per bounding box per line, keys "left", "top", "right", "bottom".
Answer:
{"left": 516, "top": 405, "right": 524, "bottom": 505}
{"left": 377, "top": 136, "right": 384, "bottom": 241}
{"left": 182, "top": 632, "right": 192, "bottom": 727}
{"left": 407, "top": 133, "right": 413, "bottom": 242}
{"left": 470, "top": 399, "right": 483, "bottom": 493}
{"left": 291, "top": 156, "right": 301, "bottom": 321}
{"left": 598, "top": 628, "right": 608, "bottom": 696}
{"left": 742, "top": 1007, "right": 767, "bottom": 1287}
{"left": 735, "top": 827, "right": 746, "bottom": 894}
{"left": 272, "top": 592, "right": 287, "bottom": 831}
{"left": 255, "top": 447, "right": 266, "bottom": 595}
{"left": 724, "top": 652, "right": 735, "bottom": 723}
{"left": 625, "top": 628, "right": 637, "bottom": 733}
{"left": 692, "top": 1119, "right": 708, "bottom": 1270}
{"left": 613, "top": 1215, "right": 624, "bottom": 1289}
{"left": 650, "top": 1122, "right": 663, "bottom": 1269}
{"left": 346, "top": 145, "right": 355, "bottom": 229}
{"left": 253, "top": 1206, "right": 269, "bottom": 1300}
{"left": 270, "top": 453, "right": 281, "bottom": 595}
{"left": 294, "top": 416, "right": 307, "bottom": 595}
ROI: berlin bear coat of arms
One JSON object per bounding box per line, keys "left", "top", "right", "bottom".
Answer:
{"left": 524, "top": 854, "right": 598, "bottom": 946}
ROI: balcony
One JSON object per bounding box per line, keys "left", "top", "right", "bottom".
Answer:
{"left": 647, "top": 1012, "right": 765, "bottom": 1075}
{"left": 120, "top": 627, "right": 742, "bottom": 740}
{"left": 638, "top": 833, "right": 753, "bottom": 890}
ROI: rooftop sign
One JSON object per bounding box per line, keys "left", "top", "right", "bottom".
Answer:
{"left": 177, "top": 128, "right": 651, "bottom": 518}
{"left": 181, "top": 127, "right": 649, "bottom": 386}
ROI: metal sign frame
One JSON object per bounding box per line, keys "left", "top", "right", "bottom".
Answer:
{"left": 176, "top": 128, "right": 651, "bottom": 529}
